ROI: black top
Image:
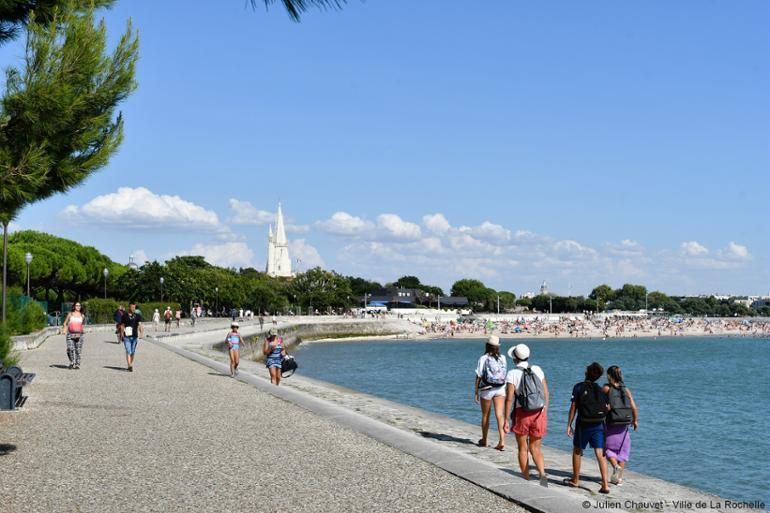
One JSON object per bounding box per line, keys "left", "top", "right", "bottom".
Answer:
{"left": 571, "top": 381, "right": 607, "bottom": 425}
{"left": 121, "top": 311, "right": 143, "bottom": 335}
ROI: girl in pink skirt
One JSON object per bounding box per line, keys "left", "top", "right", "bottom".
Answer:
{"left": 603, "top": 366, "right": 639, "bottom": 486}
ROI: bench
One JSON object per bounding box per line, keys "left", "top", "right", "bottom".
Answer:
{"left": 0, "top": 360, "right": 36, "bottom": 411}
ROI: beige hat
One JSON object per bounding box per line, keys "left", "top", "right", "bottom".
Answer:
{"left": 508, "top": 343, "right": 530, "bottom": 361}
{"left": 487, "top": 335, "right": 500, "bottom": 347}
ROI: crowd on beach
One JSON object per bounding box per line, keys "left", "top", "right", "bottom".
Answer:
{"left": 475, "top": 336, "right": 638, "bottom": 493}
{"left": 416, "top": 315, "right": 770, "bottom": 339}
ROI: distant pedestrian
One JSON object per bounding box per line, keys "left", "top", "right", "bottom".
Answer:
{"left": 119, "top": 302, "right": 144, "bottom": 372}
{"left": 175, "top": 309, "right": 181, "bottom": 328}
{"left": 258, "top": 314, "right": 264, "bottom": 330}
{"left": 262, "top": 329, "right": 285, "bottom": 386}
{"left": 152, "top": 308, "right": 160, "bottom": 332}
{"left": 61, "top": 302, "right": 85, "bottom": 369}
{"left": 163, "top": 306, "right": 172, "bottom": 332}
{"left": 474, "top": 335, "right": 507, "bottom": 450}
{"left": 504, "top": 344, "right": 549, "bottom": 486}
{"left": 190, "top": 307, "right": 197, "bottom": 326}
{"left": 603, "top": 366, "right": 638, "bottom": 486}
{"left": 566, "top": 362, "right": 610, "bottom": 493}
{"left": 113, "top": 305, "right": 124, "bottom": 343}
{"left": 225, "top": 322, "right": 243, "bottom": 377}
{"left": 230, "top": 308, "right": 237, "bottom": 322}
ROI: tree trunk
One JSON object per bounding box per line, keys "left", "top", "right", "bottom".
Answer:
{"left": 2, "top": 221, "right": 7, "bottom": 323}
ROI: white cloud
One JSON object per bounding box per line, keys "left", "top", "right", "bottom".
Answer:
{"left": 289, "top": 239, "right": 325, "bottom": 269}
{"left": 316, "top": 212, "right": 375, "bottom": 235}
{"left": 422, "top": 213, "right": 451, "bottom": 235}
{"left": 471, "top": 221, "right": 511, "bottom": 242}
{"left": 227, "top": 199, "right": 274, "bottom": 225}
{"left": 552, "top": 240, "right": 598, "bottom": 260}
{"left": 605, "top": 239, "right": 644, "bottom": 256}
{"left": 719, "top": 241, "right": 751, "bottom": 261}
{"left": 681, "top": 241, "right": 709, "bottom": 256}
{"left": 377, "top": 214, "right": 422, "bottom": 240}
{"left": 178, "top": 242, "right": 255, "bottom": 268}
{"left": 63, "top": 187, "right": 220, "bottom": 230}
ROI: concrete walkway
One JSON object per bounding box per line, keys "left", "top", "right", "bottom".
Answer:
{"left": 1, "top": 329, "right": 522, "bottom": 513}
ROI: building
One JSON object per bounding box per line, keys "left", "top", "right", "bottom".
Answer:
{"left": 265, "top": 203, "right": 292, "bottom": 278}
{"left": 365, "top": 287, "right": 468, "bottom": 309}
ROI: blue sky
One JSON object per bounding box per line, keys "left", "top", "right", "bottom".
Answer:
{"left": 3, "top": 0, "right": 768, "bottom": 295}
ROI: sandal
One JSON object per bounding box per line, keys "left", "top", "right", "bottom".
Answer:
{"left": 562, "top": 478, "right": 579, "bottom": 488}
{"left": 599, "top": 487, "right": 610, "bottom": 494}
{"left": 477, "top": 439, "right": 487, "bottom": 447}
{"left": 494, "top": 444, "right": 505, "bottom": 451}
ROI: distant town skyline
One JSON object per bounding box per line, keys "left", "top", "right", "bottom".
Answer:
{"left": 2, "top": 0, "right": 767, "bottom": 296}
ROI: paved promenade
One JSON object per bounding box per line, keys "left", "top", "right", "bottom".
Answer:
{"left": 1, "top": 329, "right": 521, "bottom": 513}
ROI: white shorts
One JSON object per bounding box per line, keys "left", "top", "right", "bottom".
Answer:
{"left": 479, "top": 386, "right": 506, "bottom": 401}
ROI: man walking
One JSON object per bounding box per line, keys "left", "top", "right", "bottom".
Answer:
{"left": 566, "top": 362, "right": 610, "bottom": 493}
{"left": 119, "top": 302, "right": 144, "bottom": 372}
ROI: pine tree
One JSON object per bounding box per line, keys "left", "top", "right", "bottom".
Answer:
{"left": 0, "top": 5, "right": 138, "bottom": 321}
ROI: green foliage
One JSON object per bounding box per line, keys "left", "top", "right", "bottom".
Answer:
{"left": 83, "top": 298, "right": 182, "bottom": 324}
{"left": 0, "top": 1, "right": 115, "bottom": 45}
{"left": 7, "top": 230, "right": 125, "bottom": 303}
{"left": 347, "top": 276, "right": 382, "bottom": 298}
{"left": 250, "top": 0, "right": 347, "bottom": 23}
{"left": 0, "top": 322, "right": 17, "bottom": 366}
{"left": 19, "top": 300, "right": 46, "bottom": 333}
{"left": 393, "top": 275, "right": 421, "bottom": 289}
{"left": 291, "top": 267, "right": 353, "bottom": 313}
{"left": 0, "top": 5, "right": 139, "bottom": 222}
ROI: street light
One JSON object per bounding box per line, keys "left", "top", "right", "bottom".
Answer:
{"left": 160, "top": 276, "right": 165, "bottom": 302}
{"left": 103, "top": 267, "right": 109, "bottom": 299}
{"left": 25, "top": 252, "right": 32, "bottom": 297}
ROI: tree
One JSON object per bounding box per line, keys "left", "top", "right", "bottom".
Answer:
{"left": 0, "top": 1, "right": 115, "bottom": 45}
{"left": 451, "top": 279, "right": 495, "bottom": 310}
{"left": 0, "top": 5, "right": 138, "bottom": 321}
{"left": 393, "top": 275, "right": 421, "bottom": 289}
{"left": 250, "top": 0, "right": 346, "bottom": 22}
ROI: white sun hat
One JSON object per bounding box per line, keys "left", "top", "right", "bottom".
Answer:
{"left": 488, "top": 335, "right": 500, "bottom": 347}
{"left": 508, "top": 343, "right": 530, "bottom": 361}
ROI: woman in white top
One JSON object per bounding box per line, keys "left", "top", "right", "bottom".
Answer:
{"left": 474, "top": 335, "right": 508, "bottom": 450}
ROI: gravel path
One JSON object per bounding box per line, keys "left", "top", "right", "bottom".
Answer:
{"left": 1, "top": 332, "right": 523, "bottom": 513}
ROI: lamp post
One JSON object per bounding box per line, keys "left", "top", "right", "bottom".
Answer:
{"left": 102, "top": 267, "right": 109, "bottom": 299}
{"left": 215, "top": 286, "right": 219, "bottom": 316}
{"left": 160, "top": 276, "right": 164, "bottom": 303}
{"left": 645, "top": 292, "right": 649, "bottom": 312}
{"left": 25, "top": 252, "right": 32, "bottom": 297}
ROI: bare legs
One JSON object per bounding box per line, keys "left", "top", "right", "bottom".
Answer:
{"left": 515, "top": 435, "right": 545, "bottom": 480}
{"left": 269, "top": 366, "right": 281, "bottom": 386}
{"left": 479, "top": 396, "right": 506, "bottom": 448}
{"left": 568, "top": 447, "right": 609, "bottom": 492}
{"left": 229, "top": 349, "right": 240, "bottom": 377}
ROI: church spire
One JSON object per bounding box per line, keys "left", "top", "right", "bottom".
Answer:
{"left": 275, "top": 202, "right": 287, "bottom": 245}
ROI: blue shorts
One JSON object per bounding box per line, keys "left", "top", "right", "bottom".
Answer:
{"left": 266, "top": 357, "right": 282, "bottom": 369}
{"left": 228, "top": 345, "right": 240, "bottom": 351}
{"left": 574, "top": 423, "right": 605, "bottom": 450}
{"left": 123, "top": 336, "right": 138, "bottom": 355}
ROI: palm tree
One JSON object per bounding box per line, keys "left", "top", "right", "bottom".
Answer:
{"left": 251, "top": 0, "right": 347, "bottom": 22}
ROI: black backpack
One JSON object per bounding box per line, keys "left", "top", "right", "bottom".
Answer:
{"left": 607, "top": 385, "right": 633, "bottom": 425}
{"left": 577, "top": 381, "right": 608, "bottom": 423}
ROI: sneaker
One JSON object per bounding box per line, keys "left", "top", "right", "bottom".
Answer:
{"left": 616, "top": 469, "right": 624, "bottom": 486}
{"left": 539, "top": 474, "right": 549, "bottom": 488}
{"left": 128, "top": 366, "right": 133, "bottom": 372}
{"left": 610, "top": 467, "right": 619, "bottom": 485}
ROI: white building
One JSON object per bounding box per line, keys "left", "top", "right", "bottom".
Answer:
{"left": 266, "top": 203, "right": 292, "bottom": 278}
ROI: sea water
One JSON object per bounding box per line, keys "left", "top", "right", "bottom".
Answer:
{"left": 294, "top": 336, "right": 770, "bottom": 504}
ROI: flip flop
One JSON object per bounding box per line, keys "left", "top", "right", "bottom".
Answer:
{"left": 562, "top": 478, "right": 579, "bottom": 488}
{"left": 477, "top": 439, "right": 487, "bottom": 447}
{"left": 494, "top": 445, "right": 505, "bottom": 451}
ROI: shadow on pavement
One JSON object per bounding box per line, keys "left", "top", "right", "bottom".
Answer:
{"left": 103, "top": 366, "right": 129, "bottom": 372}
{"left": 0, "top": 443, "right": 17, "bottom": 456}
{"left": 417, "top": 431, "right": 475, "bottom": 445}
{"left": 49, "top": 364, "right": 71, "bottom": 369}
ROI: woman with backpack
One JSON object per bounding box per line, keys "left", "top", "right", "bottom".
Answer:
{"left": 603, "top": 365, "right": 638, "bottom": 486}
{"left": 474, "top": 335, "right": 507, "bottom": 450}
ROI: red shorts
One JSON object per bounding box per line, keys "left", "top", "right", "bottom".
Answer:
{"left": 512, "top": 408, "right": 547, "bottom": 438}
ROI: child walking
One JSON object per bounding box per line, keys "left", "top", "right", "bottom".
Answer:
{"left": 603, "top": 365, "right": 639, "bottom": 486}
{"left": 225, "top": 322, "right": 243, "bottom": 377}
